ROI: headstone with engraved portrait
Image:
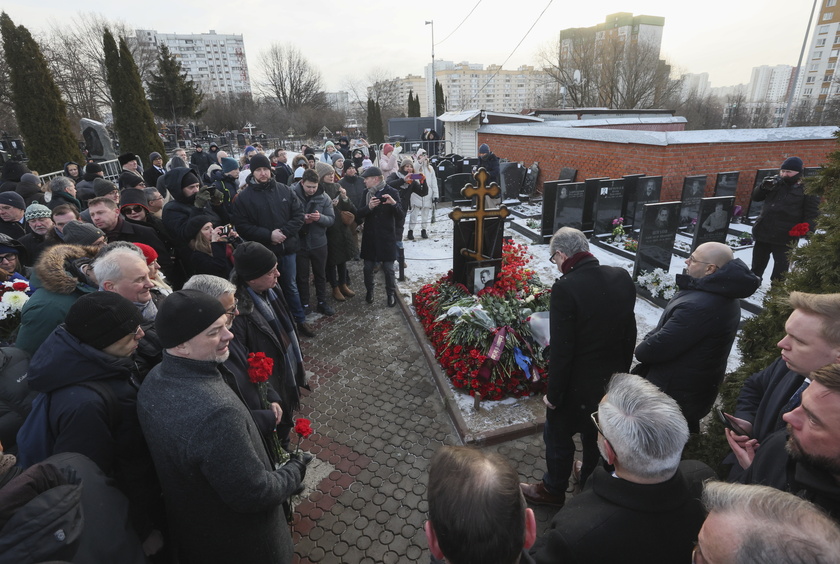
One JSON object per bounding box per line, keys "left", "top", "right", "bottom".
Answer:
{"left": 633, "top": 201, "right": 681, "bottom": 279}
{"left": 593, "top": 179, "right": 625, "bottom": 236}
{"left": 553, "top": 182, "right": 586, "bottom": 232}
{"left": 744, "top": 169, "right": 777, "bottom": 223}
{"left": 452, "top": 219, "right": 505, "bottom": 287}
{"left": 691, "top": 196, "right": 735, "bottom": 249}
{"left": 500, "top": 162, "right": 526, "bottom": 201}
{"left": 582, "top": 177, "right": 609, "bottom": 232}
{"left": 630, "top": 176, "right": 662, "bottom": 229}
{"left": 679, "top": 175, "right": 707, "bottom": 230}
{"left": 541, "top": 180, "right": 570, "bottom": 238}
{"left": 713, "top": 171, "right": 739, "bottom": 198}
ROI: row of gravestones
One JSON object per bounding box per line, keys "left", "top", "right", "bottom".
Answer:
{"left": 431, "top": 158, "right": 541, "bottom": 203}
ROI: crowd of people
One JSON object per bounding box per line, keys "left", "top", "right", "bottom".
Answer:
{"left": 0, "top": 148, "right": 837, "bottom": 563}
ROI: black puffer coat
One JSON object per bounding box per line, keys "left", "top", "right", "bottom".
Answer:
{"left": 751, "top": 176, "right": 820, "bottom": 245}
{"left": 161, "top": 167, "right": 227, "bottom": 247}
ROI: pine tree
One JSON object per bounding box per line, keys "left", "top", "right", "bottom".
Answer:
{"left": 372, "top": 100, "right": 384, "bottom": 143}
{"left": 103, "top": 30, "right": 164, "bottom": 167}
{"left": 0, "top": 12, "right": 81, "bottom": 172}
{"left": 366, "top": 98, "right": 384, "bottom": 144}
{"left": 148, "top": 45, "right": 204, "bottom": 126}
{"left": 435, "top": 80, "right": 446, "bottom": 116}
{"left": 407, "top": 91, "right": 421, "bottom": 117}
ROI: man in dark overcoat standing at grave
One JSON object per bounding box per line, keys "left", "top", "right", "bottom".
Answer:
{"left": 520, "top": 227, "right": 636, "bottom": 508}
{"left": 750, "top": 156, "right": 819, "bottom": 282}
{"left": 634, "top": 242, "right": 760, "bottom": 433}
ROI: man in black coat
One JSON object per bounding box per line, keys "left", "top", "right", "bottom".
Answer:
{"left": 231, "top": 154, "right": 314, "bottom": 337}
{"left": 87, "top": 197, "right": 172, "bottom": 273}
{"left": 521, "top": 227, "right": 636, "bottom": 507}
{"left": 634, "top": 242, "right": 760, "bottom": 432}
{"left": 354, "top": 166, "right": 404, "bottom": 307}
{"left": 531, "top": 374, "right": 714, "bottom": 564}
{"left": 732, "top": 364, "right": 840, "bottom": 522}
{"left": 273, "top": 149, "right": 293, "bottom": 186}
{"left": 724, "top": 291, "right": 840, "bottom": 479}
{"left": 0, "top": 191, "right": 27, "bottom": 239}
{"left": 17, "top": 203, "right": 56, "bottom": 267}
{"left": 143, "top": 152, "right": 166, "bottom": 189}
{"left": 751, "top": 156, "right": 820, "bottom": 282}
{"left": 189, "top": 144, "right": 214, "bottom": 180}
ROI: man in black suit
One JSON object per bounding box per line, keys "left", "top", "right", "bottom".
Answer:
{"left": 531, "top": 374, "right": 714, "bottom": 563}
{"left": 521, "top": 227, "right": 636, "bottom": 507}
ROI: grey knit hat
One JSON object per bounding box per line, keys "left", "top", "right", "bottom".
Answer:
{"left": 24, "top": 203, "right": 52, "bottom": 222}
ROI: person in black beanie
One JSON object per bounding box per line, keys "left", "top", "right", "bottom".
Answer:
{"left": 138, "top": 288, "right": 310, "bottom": 564}
{"left": 751, "top": 156, "right": 820, "bottom": 282}
{"left": 0, "top": 191, "right": 27, "bottom": 239}
{"left": 75, "top": 162, "right": 105, "bottom": 206}
{"left": 17, "top": 291, "right": 167, "bottom": 556}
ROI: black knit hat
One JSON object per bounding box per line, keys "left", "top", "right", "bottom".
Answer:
{"left": 93, "top": 178, "right": 118, "bottom": 197}
{"left": 65, "top": 292, "right": 143, "bottom": 350}
{"left": 122, "top": 173, "right": 145, "bottom": 188}
{"left": 156, "top": 289, "right": 226, "bottom": 348}
{"left": 233, "top": 241, "right": 277, "bottom": 280}
{"left": 781, "top": 156, "right": 804, "bottom": 172}
{"left": 85, "top": 162, "right": 103, "bottom": 175}
{"left": 0, "top": 192, "right": 25, "bottom": 210}
{"left": 63, "top": 222, "right": 106, "bottom": 246}
{"left": 185, "top": 215, "right": 213, "bottom": 241}
{"left": 181, "top": 171, "right": 200, "bottom": 189}
{"left": 249, "top": 154, "right": 271, "bottom": 173}
{"left": 119, "top": 189, "right": 149, "bottom": 211}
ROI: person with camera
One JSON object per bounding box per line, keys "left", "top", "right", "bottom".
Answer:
{"left": 750, "top": 156, "right": 819, "bottom": 282}
{"left": 386, "top": 158, "right": 427, "bottom": 241}
{"left": 186, "top": 215, "right": 239, "bottom": 279}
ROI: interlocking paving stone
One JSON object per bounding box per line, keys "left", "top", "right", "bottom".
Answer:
{"left": 290, "top": 262, "right": 579, "bottom": 563}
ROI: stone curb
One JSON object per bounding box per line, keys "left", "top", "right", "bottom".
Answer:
{"left": 395, "top": 289, "right": 544, "bottom": 446}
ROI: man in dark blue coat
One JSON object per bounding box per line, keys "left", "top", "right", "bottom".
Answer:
{"left": 521, "top": 227, "right": 636, "bottom": 507}
{"left": 634, "top": 242, "right": 760, "bottom": 432}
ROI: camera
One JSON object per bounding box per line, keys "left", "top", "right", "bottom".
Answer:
{"left": 761, "top": 175, "right": 781, "bottom": 191}
{"left": 220, "top": 224, "right": 233, "bottom": 236}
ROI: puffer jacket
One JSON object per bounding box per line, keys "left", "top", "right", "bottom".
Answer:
{"left": 751, "top": 176, "right": 820, "bottom": 245}
{"left": 291, "top": 181, "right": 334, "bottom": 251}
{"left": 231, "top": 175, "right": 305, "bottom": 257}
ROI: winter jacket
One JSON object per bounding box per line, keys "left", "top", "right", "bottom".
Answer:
{"left": 323, "top": 182, "right": 358, "bottom": 266}
{"left": 190, "top": 150, "right": 214, "bottom": 179}
{"left": 635, "top": 258, "right": 760, "bottom": 425}
{"left": 339, "top": 174, "right": 366, "bottom": 210}
{"left": 751, "top": 176, "right": 820, "bottom": 245}
{"left": 46, "top": 190, "right": 81, "bottom": 212}
{"left": 355, "top": 181, "right": 404, "bottom": 262}
{"left": 17, "top": 231, "right": 55, "bottom": 268}
{"left": 0, "top": 161, "right": 28, "bottom": 194}
{"left": 15, "top": 244, "right": 99, "bottom": 356}
{"left": 478, "top": 151, "right": 501, "bottom": 184}
{"left": 75, "top": 177, "right": 97, "bottom": 206}
{"left": 231, "top": 175, "right": 305, "bottom": 257}
{"left": 190, "top": 242, "right": 233, "bottom": 279}
{"left": 62, "top": 162, "right": 81, "bottom": 184}
{"left": 377, "top": 146, "right": 401, "bottom": 178}
{"left": 161, "top": 167, "right": 228, "bottom": 247}
{"left": 137, "top": 353, "right": 303, "bottom": 564}
{"left": 386, "top": 171, "right": 426, "bottom": 212}
{"left": 412, "top": 156, "right": 439, "bottom": 209}
{"left": 291, "top": 181, "right": 334, "bottom": 251}
{"left": 0, "top": 347, "right": 33, "bottom": 453}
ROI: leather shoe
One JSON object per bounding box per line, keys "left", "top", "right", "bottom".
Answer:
{"left": 387, "top": 294, "right": 396, "bottom": 307}
{"left": 296, "top": 322, "right": 316, "bottom": 338}
{"left": 365, "top": 288, "right": 374, "bottom": 304}
{"left": 520, "top": 482, "right": 565, "bottom": 507}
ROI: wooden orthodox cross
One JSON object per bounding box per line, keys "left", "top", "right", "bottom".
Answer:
{"left": 449, "top": 168, "right": 510, "bottom": 261}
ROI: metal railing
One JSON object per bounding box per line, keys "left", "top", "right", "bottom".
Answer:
{"left": 38, "top": 159, "right": 123, "bottom": 187}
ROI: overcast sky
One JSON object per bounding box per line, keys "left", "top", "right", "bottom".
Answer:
{"left": 3, "top": 0, "right": 819, "bottom": 93}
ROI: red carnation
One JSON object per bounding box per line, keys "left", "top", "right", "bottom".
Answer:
{"left": 12, "top": 282, "right": 27, "bottom": 291}
{"left": 294, "top": 418, "right": 313, "bottom": 438}
{"left": 247, "top": 352, "right": 273, "bottom": 383}
{"left": 789, "top": 223, "right": 810, "bottom": 237}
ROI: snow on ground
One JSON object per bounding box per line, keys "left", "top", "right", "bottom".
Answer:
{"left": 396, "top": 203, "right": 771, "bottom": 430}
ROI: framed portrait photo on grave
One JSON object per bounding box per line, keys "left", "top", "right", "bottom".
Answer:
{"left": 467, "top": 259, "right": 502, "bottom": 294}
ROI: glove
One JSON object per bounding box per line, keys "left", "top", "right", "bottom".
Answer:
{"left": 209, "top": 187, "right": 225, "bottom": 207}
{"left": 194, "top": 186, "right": 213, "bottom": 208}
{"left": 286, "top": 454, "right": 310, "bottom": 482}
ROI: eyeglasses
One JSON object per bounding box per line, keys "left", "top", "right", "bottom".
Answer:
{"left": 590, "top": 410, "right": 605, "bottom": 437}
{"left": 123, "top": 206, "right": 145, "bottom": 214}
{"left": 687, "top": 254, "right": 713, "bottom": 266}
{"left": 148, "top": 197, "right": 163, "bottom": 202}
{"left": 133, "top": 325, "right": 144, "bottom": 338}
{"left": 549, "top": 251, "right": 561, "bottom": 264}
{"left": 0, "top": 254, "right": 16, "bottom": 263}
{"left": 225, "top": 299, "right": 239, "bottom": 318}
{"left": 691, "top": 542, "right": 707, "bottom": 563}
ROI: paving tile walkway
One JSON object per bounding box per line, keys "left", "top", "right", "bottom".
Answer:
{"left": 290, "top": 263, "right": 565, "bottom": 563}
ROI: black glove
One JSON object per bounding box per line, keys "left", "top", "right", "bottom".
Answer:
{"left": 761, "top": 176, "right": 780, "bottom": 191}
{"left": 287, "top": 452, "right": 314, "bottom": 481}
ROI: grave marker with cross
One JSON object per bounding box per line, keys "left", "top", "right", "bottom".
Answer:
{"left": 449, "top": 168, "right": 510, "bottom": 262}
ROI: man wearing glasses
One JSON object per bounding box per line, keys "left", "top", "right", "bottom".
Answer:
{"left": 530, "top": 374, "right": 713, "bottom": 563}
{"left": 634, "top": 242, "right": 759, "bottom": 433}
{"left": 521, "top": 227, "right": 636, "bottom": 508}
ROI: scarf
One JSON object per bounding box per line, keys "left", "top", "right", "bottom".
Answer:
{"left": 136, "top": 298, "right": 157, "bottom": 321}
{"left": 561, "top": 251, "right": 594, "bottom": 275}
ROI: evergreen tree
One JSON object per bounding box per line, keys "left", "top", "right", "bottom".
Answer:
{"left": 372, "top": 100, "right": 384, "bottom": 143}
{"left": 0, "top": 12, "right": 81, "bottom": 172}
{"left": 103, "top": 30, "right": 164, "bottom": 167}
{"left": 407, "top": 91, "right": 421, "bottom": 117}
{"left": 366, "top": 98, "right": 384, "bottom": 144}
{"left": 435, "top": 80, "right": 446, "bottom": 116}
{"left": 148, "top": 45, "right": 204, "bottom": 125}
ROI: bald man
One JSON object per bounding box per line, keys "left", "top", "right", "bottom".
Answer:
{"left": 634, "top": 242, "right": 760, "bottom": 432}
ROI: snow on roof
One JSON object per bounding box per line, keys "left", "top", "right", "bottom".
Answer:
{"left": 438, "top": 110, "right": 543, "bottom": 123}
{"left": 477, "top": 123, "right": 839, "bottom": 146}
{"left": 538, "top": 116, "right": 687, "bottom": 127}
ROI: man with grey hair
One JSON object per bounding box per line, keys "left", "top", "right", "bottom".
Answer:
{"left": 531, "top": 373, "right": 714, "bottom": 563}
{"left": 47, "top": 176, "right": 81, "bottom": 211}
{"left": 521, "top": 227, "right": 636, "bottom": 507}
{"left": 695, "top": 481, "right": 840, "bottom": 563}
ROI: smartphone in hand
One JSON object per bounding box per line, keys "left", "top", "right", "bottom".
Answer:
{"left": 716, "top": 409, "right": 751, "bottom": 438}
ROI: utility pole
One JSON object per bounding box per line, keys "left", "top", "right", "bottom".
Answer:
{"left": 425, "top": 20, "right": 436, "bottom": 131}
{"left": 783, "top": 0, "right": 818, "bottom": 127}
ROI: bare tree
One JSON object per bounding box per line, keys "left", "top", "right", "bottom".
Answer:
{"left": 258, "top": 43, "right": 325, "bottom": 109}
{"left": 672, "top": 88, "right": 724, "bottom": 130}
{"left": 723, "top": 89, "right": 750, "bottom": 129}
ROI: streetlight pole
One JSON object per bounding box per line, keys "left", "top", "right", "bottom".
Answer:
{"left": 782, "top": 0, "right": 818, "bottom": 127}
{"left": 425, "top": 20, "right": 436, "bottom": 132}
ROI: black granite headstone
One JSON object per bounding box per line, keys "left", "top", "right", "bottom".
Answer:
{"left": 804, "top": 166, "right": 822, "bottom": 178}
{"left": 553, "top": 182, "right": 586, "bottom": 232}
{"left": 691, "top": 196, "right": 735, "bottom": 249}
{"left": 621, "top": 174, "right": 646, "bottom": 227}
{"left": 523, "top": 162, "right": 540, "bottom": 196}
{"left": 593, "top": 179, "right": 625, "bottom": 236}
{"left": 542, "top": 180, "right": 570, "bottom": 238}
{"left": 558, "top": 167, "right": 577, "bottom": 182}
{"left": 679, "top": 175, "right": 707, "bottom": 229}
{"left": 461, "top": 158, "right": 480, "bottom": 174}
{"left": 745, "top": 169, "right": 777, "bottom": 221}
{"left": 500, "top": 162, "right": 526, "bottom": 200}
{"left": 630, "top": 176, "right": 662, "bottom": 229}
{"left": 713, "top": 171, "right": 739, "bottom": 198}
{"left": 633, "top": 201, "right": 681, "bottom": 279}
{"left": 444, "top": 173, "right": 474, "bottom": 204}
{"left": 582, "top": 177, "right": 609, "bottom": 232}
{"left": 452, "top": 218, "right": 504, "bottom": 287}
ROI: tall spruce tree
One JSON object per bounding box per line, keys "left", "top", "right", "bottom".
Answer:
{"left": 407, "top": 90, "right": 421, "bottom": 117}
{"left": 366, "top": 98, "right": 384, "bottom": 144}
{"left": 148, "top": 45, "right": 204, "bottom": 126}
{"left": 103, "top": 30, "right": 164, "bottom": 167}
{"left": 435, "top": 80, "right": 446, "bottom": 116}
{"left": 0, "top": 13, "right": 81, "bottom": 172}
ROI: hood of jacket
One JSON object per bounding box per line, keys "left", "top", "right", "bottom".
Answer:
{"left": 15, "top": 177, "right": 41, "bottom": 199}
{"left": 1, "top": 161, "right": 28, "bottom": 183}
{"left": 33, "top": 244, "right": 99, "bottom": 295}
{"left": 676, "top": 257, "right": 760, "bottom": 299}
{"left": 27, "top": 327, "right": 135, "bottom": 393}
{"left": 162, "top": 167, "right": 198, "bottom": 204}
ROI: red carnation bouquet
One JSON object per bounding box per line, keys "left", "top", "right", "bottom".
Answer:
{"left": 294, "top": 418, "right": 313, "bottom": 454}
{"left": 247, "top": 352, "right": 289, "bottom": 467}
{"left": 789, "top": 223, "right": 810, "bottom": 237}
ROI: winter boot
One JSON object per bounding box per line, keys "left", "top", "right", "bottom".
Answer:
{"left": 339, "top": 284, "right": 355, "bottom": 297}
{"left": 332, "top": 286, "right": 346, "bottom": 301}
{"left": 421, "top": 229, "right": 428, "bottom": 239}
{"left": 406, "top": 230, "right": 414, "bottom": 240}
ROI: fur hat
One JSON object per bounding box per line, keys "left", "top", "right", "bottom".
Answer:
{"left": 156, "top": 289, "right": 226, "bottom": 349}
{"left": 118, "top": 153, "right": 138, "bottom": 166}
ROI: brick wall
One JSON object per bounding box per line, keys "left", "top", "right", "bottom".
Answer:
{"left": 480, "top": 132, "right": 836, "bottom": 207}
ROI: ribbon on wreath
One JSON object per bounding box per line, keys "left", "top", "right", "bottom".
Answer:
{"left": 477, "top": 326, "right": 508, "bottom": 381}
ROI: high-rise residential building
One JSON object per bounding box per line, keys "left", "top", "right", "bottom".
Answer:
{"left": 135, "top": 29, "right": 251, "bottom": 97}
{"left": 424, "top": 61, "right": 553, "bottom": 114}
{"left": 797, "top": 2, "right": 840, "bottom": 106}
{"left": 559, "top": 12, "right": 665, "bottom": 54}
{"left": 748, "top": 65, "right": 795, "bottom": 103}
{"left": 680, "top": 73, "right": 711, "bottom": 101}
